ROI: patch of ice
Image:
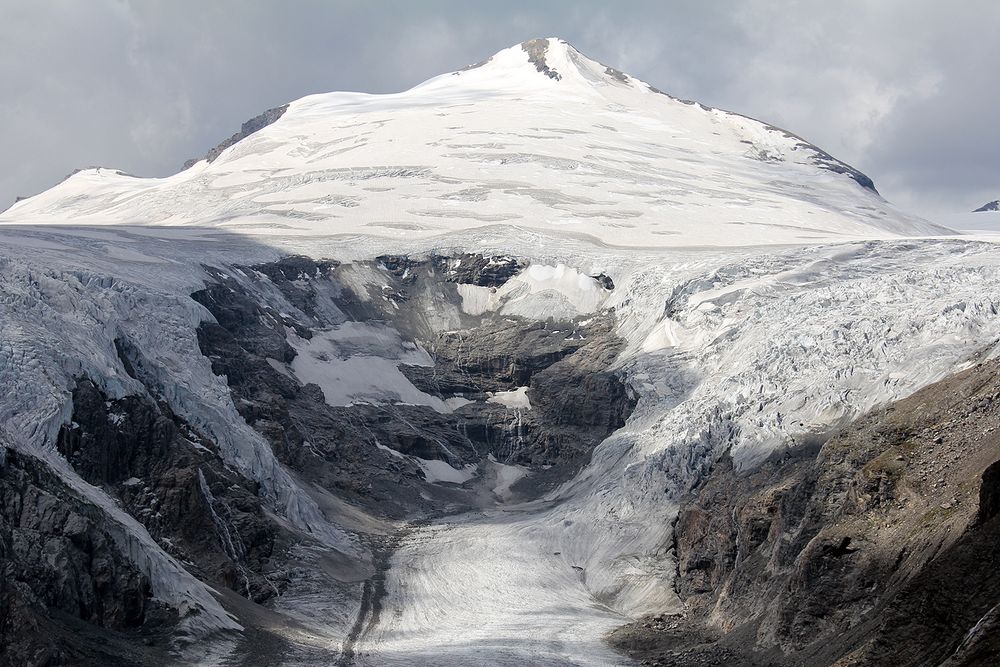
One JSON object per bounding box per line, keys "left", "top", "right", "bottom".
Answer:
{"left": 102, "top": 245, "right": 168, "bottom": 264}
{"left": 456, "top": 263, "right": 608, "bottom": 320}
{"left": 456, "top": 283, "right": 498, "bottom": 316}
{"left": 444, "top": 396, "right": 474, "bottom": 410}
{"left": 288, "top": 323, "right": 452, "bottom": 413}
{"left": 415, "top": 458, "right": 478, "bottom": 485}
{"left": 377, "top": 443, "right": 406, "bottom": 459}
{"left": 487, "top": 386, "right": 531, "bottom": 410}
{"left": 265, "top": 357, "right": 297, "bottom": 380}
{"left": 487, "top": 456, "right": 529, "bottom": 502}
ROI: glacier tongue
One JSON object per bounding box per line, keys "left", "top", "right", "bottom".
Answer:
{"left": 341, "top": 237, "right": 1000, "bottom": 665}
{"left": 219, "top": 233, "right": 1000, "bottom": 663}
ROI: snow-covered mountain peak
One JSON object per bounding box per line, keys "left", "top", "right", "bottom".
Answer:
{"left": 402, "top": 37, "right": 644, "bottom": 104}
{"left": 1, "top": 38, "right": 954, "bottom": 245}
{"left": 454, "top": 37, "right": 632, "bottom": 89}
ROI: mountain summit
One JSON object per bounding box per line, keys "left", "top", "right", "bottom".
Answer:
{"left": 1, "top": 38, "right": 951, "bottom": 244}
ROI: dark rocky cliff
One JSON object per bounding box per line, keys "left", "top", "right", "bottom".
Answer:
{"left": 0, "top": 446, "right": 175, "bottom": 666}
{"left": 612, "top": 356, "right": 1000, "bottom": 666}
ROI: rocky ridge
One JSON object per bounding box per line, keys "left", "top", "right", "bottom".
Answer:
{"left": 182, "top": 104, "right": 289, "bottom": 170}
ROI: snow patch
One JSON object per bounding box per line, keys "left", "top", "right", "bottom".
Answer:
{"left": 265, "top": 357, "right": 297, "bottom": 380}
{"left": 288, "top": 323, "right": 452, "bottom": 412}
{"left": 487, "top": 386, "right": 531, "bottom": 410}
{"left": 455, "top": 283, "right": 498, "bottom": 316}
{"left": 444, "top": 396, "right": 474, "bottom": 410}
{"left": 415, "top": 458, "right": 478, "bottom": 485}
{"left": 456, "top": 263, "right": 609, "bottom": 319}
{"left": 487, "top": 456, "right": 530, "bottom": 502}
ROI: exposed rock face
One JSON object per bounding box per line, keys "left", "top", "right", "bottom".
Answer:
{"left": 974, "top": 200, "right": 1000, "bottom": 213}
{"left": 377, "top": 253, "right": 524, "bottom": 288}
{"left": 611, "top": 357, "right": 1000, "bottom": 666}
{"left": 190, "top": 261, "right": 465, "bottom": 517}
{"left": 56, "top": 378, "right": 285, "bottom": 604}
{"left": 0, "top": 447, "right": 174, "bottom": 666}
{"left": 592, "top": 273, "right": 615, "bottom": 290}
{"left": 190, "top": 254, "right": 635, "bottom": 513}
{"left": 182, "top": 104, "right": 289, "bottom": 169}
{"left": 521, "top": 38, "right": 562, "bottom": 80}
{"left": 404, "top": 313, "right": 634, "bottom": 469}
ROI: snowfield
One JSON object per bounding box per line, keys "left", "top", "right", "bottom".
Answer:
{"left": 0, "top": 38, "right": 997, "bottom": 665}
{"left": 3, "top": 40, "right": 948, "bottom": 247}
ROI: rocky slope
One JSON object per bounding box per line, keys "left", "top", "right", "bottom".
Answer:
{"left": 0, "top": 443, "right": 176, "bottom": 666}
{"left": 190, "top": 254, "right": 634, "bottom": 519}
{"left": 611, "top": 354, "right": 1000, "bottom": 666}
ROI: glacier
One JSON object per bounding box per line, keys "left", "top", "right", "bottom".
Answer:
{"left": 1, "top": 38, "right": 998, "bottom": 665}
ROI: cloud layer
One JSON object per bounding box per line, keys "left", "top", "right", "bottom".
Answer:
{"left": 2, "top": 1, "right": 997, "bottom": 219}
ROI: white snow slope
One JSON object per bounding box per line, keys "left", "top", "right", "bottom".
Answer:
{"left": 0, "top": 38, "right": 996, "bottom": 666}
{"left": 2, "top": 39, "right": 949, "bottom": 246}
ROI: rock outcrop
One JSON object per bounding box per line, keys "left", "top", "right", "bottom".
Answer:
{"left": 190, "top": 255, "right": 635, "bottom": 513}
{"left": 182, "top": 104, "right": 289, "bottom": 169}
{"left": 56, "top": 378, "right": 285, "bottom": 604}
{"left": 0, "top": 446, "right": 175, "bottom": 666}
{"left": 611, "top": 356, "right": 1000, "bottom": 666}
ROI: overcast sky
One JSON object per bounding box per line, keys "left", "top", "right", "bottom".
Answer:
{"left": 2, "top": 1, "right": 998, "bottom": 223}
